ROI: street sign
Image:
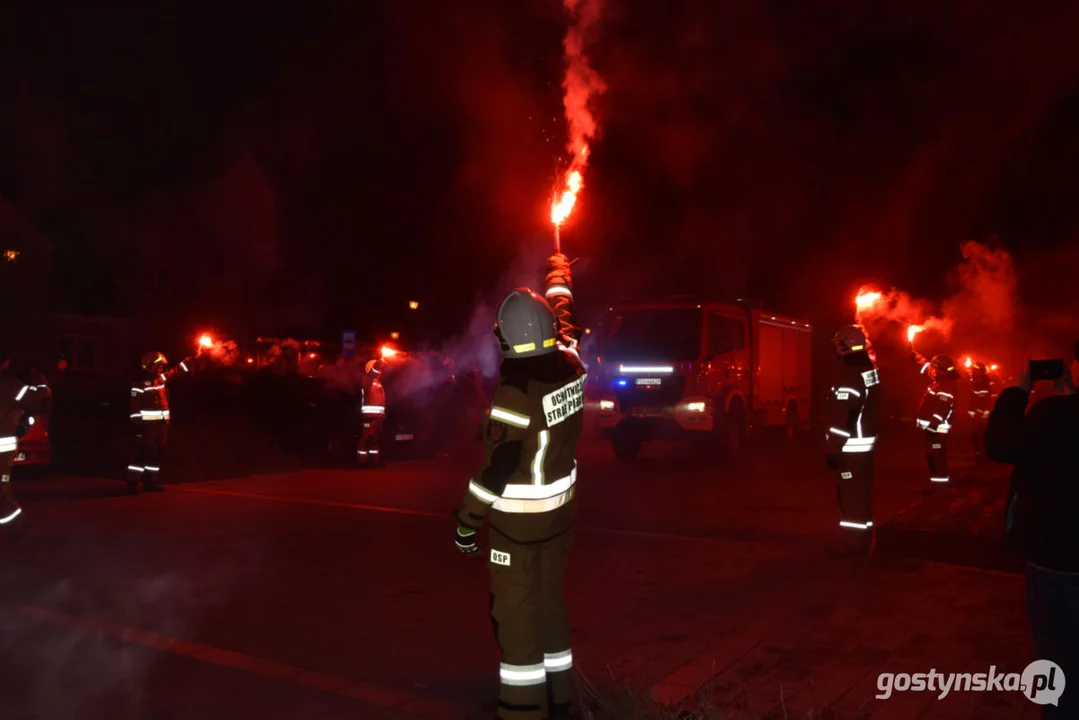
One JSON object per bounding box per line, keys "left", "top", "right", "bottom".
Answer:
{"left": 341, "top": 330, "right": 356, "bottom": 358}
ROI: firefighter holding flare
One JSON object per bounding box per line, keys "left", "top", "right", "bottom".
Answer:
{"left": 453, "top": 251, "right": 585, "bottom": 720}
{"left": 127, "top": 345, "right": 198, "bottom": 494}
{"left": 910, "top": 328, "right": 960, "bottom": 484}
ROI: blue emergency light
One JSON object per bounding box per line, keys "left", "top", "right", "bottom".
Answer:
{"left": 615, "top": 378, "right": 628, "bottom": 388}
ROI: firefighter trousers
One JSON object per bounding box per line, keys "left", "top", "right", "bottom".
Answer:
{"left": 356, "top": 416, "right": 383, "bottom": 464}
{"left": 489, "top": 527, "right": 574, "bottom": 720}
{"left": 834, "top": 452, "right": 874, "bottom": 549}
{"left": 924, "top": 430, "right": 949, "bottom": 483}
{"left": 0, "top": 451, "right": 22, "bottom": 528}
{"left": 129, "top": 422, "right": 168, "bottom": 488}
{"left": 970, "top": 421, "right": 987, "bottom": 466}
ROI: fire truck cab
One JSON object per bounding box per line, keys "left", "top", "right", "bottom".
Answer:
{"left": 593, "top": 299, "right": 812, "bottom": 460}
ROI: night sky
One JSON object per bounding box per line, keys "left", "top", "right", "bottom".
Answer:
{"left": 3, "top": 0, "right": 1079, "bottom": 345}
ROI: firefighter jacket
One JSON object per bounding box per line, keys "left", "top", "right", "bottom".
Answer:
{"left": 0, "top": 373, "right": 49, "bottom": 453}
{"left": 825, "top": 361, "right": 880, "bottom": 456}
{"left": 913, "top": 355, "right": 957, "bottom": 434}
{"left": 457, "top": 274, "right": 585, "bottom": 544}
{"left": 969, "top": 374, "right": 992, "bottom": 420}
{"left": 362, "top": 376, "right": 386, "bottom": 417}
{"left": 130, "top": 362, "right": 190, "bottom": 424}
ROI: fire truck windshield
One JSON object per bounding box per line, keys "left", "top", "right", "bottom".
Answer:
{"left": 602, "top": 308, "right": 702, "bottom": 362}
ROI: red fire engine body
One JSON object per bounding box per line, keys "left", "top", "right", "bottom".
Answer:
{"left": 593, "top": 300, "right": 812, "bottom": 460}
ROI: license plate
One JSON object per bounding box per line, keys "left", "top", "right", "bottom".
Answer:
{"left": 395, "top": 434, "right": 414, "bottom": 441}
{"left": 632, "top": 407, "right": 666, "bottom": 417}
{"left": 14, "top": 453, "right": 26, "bottom": 462}
{"left": 635, "top": 378, "right": 661, "bottom": 386}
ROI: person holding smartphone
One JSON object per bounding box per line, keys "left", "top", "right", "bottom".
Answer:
{"left": 986, "top": 354, "right": 1078, "bottom": 719}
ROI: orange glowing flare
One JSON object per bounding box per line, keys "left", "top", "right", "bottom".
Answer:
{"left": 308, "top": 353, "right": 317, "bottom": 359}
{"left": 990, "top": 364, "right": 998, "bottom": 371}
{"left": 855, "top": 290, "right": 882, "bottom": 311}
{"left": 246, "top": 358, "right": 254, "bottom": 364}
{"left": 965, "top": 357, "right": 973, "bottom": 368}
{"left": 199, "top": 334, "right": 214, "bottom": 348}
{"left": 907, "top": 325, "right": 924, "bottom": 343}
{"left": 408, "top": 301, "right": 419, "bottom": 310}
{"left": 550, "top": 169, "right": 584, "bottom": 226}
{"left": 381, "top": 346, "right": 397, "bottom": 359}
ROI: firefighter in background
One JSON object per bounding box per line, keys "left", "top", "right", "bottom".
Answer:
{"left": 824, "top": 326, "right": 880, "bottom": 555}
{"left": 356, "top": 358, "right": 386, "bottom": 466}
{"left": 967, "top": 360, "right": 993, "bottom": 467}
{"left": 453, "top": 253, "right": 585, "bottom": 720}
{"left": 912, "top": 351, "right": 960, "bottom": 483}
{"left": 128, "top": 351, "right": 193, "bottom": 493}
{"left": 0, "top": 350, "right": 50, "bottom": 532}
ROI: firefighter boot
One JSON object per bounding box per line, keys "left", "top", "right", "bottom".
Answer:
{"left": 142, "top": 469, "right": 165, "bottom": 492}
{"left": 125, "top": 465, "right": 144, "bottom": 495}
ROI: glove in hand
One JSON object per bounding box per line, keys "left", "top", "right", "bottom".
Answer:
{"left": 455, "top": 523, "right": 482, "bottom": 557}
{"left": 545, "top": 253, "right": 573, "bottom": 287}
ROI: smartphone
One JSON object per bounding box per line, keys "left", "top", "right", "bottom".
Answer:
{"left": 1030, "top": 359, "right": 1066, "bottom": 381}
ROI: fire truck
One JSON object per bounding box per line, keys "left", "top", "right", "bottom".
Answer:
{"left": 593, "top": 299, "right": 812, "bottom": 460}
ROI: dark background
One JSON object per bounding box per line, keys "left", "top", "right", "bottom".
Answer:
{"left": 2, "top": 0, "right": 1079, "bottom": 345}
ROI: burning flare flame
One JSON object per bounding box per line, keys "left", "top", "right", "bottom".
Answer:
{"left": 381, "top": 346, "right": 397, "bottom": 359}
{"left": 855, "top": 289, "right": 882, "bottom": 310}
{"left": 551, "top": 169, "right": 584, "bottom": 226}
{"left": 965, "top": 356, "right": 973, "bottom": 368}
{"left": 199, "top": 334, "right": 214, "bottom": 349}
{"left": 907, "top": 325, "right": 924, "bottom": 343}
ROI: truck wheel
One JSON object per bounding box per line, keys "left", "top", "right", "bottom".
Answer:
{"left": 784, "top": 400, "right": 800, "bottom": 445}
{"left": 719, "top": 399, "right": 747, "bottom": 458}
{"left": 611, "top": 425, "right": 642, "bottom": 461}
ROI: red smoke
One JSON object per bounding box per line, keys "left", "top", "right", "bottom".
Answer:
{"left": 551, "top": 0, "right": 606, "bottom": 229}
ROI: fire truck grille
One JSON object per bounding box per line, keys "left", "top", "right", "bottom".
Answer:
{"left": 614, "top": 375, "right": 687, "bottom": 413}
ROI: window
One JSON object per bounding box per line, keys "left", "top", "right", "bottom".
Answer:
{"left": 58, "top": 336, "right": 100, "bottom": 371}
{"left": 602, "top": 308, "right": 702, "bottom": 361}
{"left": 708, "top": 314, "right": 745, "bottom": 357}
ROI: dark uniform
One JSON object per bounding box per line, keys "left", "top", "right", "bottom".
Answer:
{"left": 357, "top": 359, "right": 386, "bottom": 466}
{"left": 968, "top": 363, "right": 992, "bottom": 466}
{"left": 913, "top": 353, "right": 958, "bottom": 484}
{"left": 0, "top": 367, "right": 49, "bottom": 529}
{"left": 128, "top": 353, "right": 191, "bottom": 492}
{"left": 454, "top": 254, "right": 584, "bottom": 720}
{"left": 825, "top": 342, "right": 880, "bottom": 552}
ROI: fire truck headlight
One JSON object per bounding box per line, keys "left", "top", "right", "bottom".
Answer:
{"left": 599, "top": 400, "right": 615, "bottom": 411}
{"left": 684, "top": 401, "right": 707, "bottom": 413}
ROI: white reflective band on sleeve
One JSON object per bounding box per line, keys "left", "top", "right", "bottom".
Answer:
{"left": 937, "top": 392, "right": 953, "bottom": 399}
{"left": 15, "top": 386, "right": 28, "bottom": 402}
{"left": 839, "top": 520, "right": 873, "bottom": 530}
{"left": 921, "top": 363, "right": 930, "bottom": 374}
{"left": 180, "top": 362, "right": 189, "bottom": 372}
{"left": 504, "top": 466, "right": 576, "bottom": 499}
{"left": 531, "top": 430, "right": 549, "bottom": 485}
{"left": 130, "top": 413, "right": 141, "bottom": 419}
{"left": 145, "top": 466, "right": 160, "bottom": 472}
{"left": 836, "top": 387, "right": 861, "bottom": 397}
{"left": 147, "top": 385, "right": 167, "bottom": 392}
{"left": 840, "top": 471, "right": 853, "bottom": 479}
{"left": 0, "top": 507, "right": 22, "bottom": 525}
{"left": 933, "top": 414, "right": 943, "bottom": 421}
{"left": 468, "top": 480, "right": 500, "bottom": 504}
{"left": 0, "top": 437, "right": 17, "bottom": 453}
{"left": 544, "top": 649, "right": 573, "bottom": 671}
{"left": 489, "top": 407, "right": 530, "bottom": 428}
{"left": 493, "top": 486, "right": 575, "bottom": 514}
{"left": 930, "top": 477, "right": 949, "bottom": 482}
{"left": 545, "top": 286, "right": 572, "bottom": 298}
{"left": 829, "top": 427, "right": 850, "bottom": 437}
{"left": 131, "top": 388, "right": 144, "bottom": 396}
{"left": 361, "top": 405, "right": 386, "bottom": 415}
{"left": 140, "top": 410, "right": 169, "bottom": 421}
{"left": 974, "top": 390, "right": 989, "bottom": 395}
{"left": 500, "top": 662, "right": 547, "bottom": 686}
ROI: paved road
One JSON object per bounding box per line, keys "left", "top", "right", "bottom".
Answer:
{"left": 0, "top": 427, "right": 1035, "bottom": 719}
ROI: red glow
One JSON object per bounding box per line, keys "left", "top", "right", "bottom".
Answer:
{"left": 381, "top": 346, "right": 397, "bottom": 359}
